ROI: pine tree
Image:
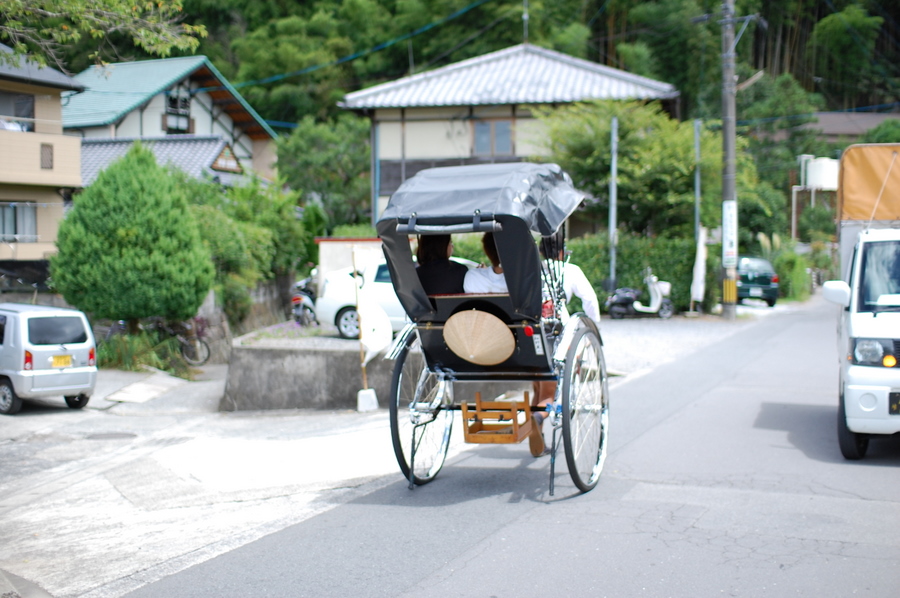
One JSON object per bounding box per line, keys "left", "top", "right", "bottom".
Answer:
{"left": 51, "top": 144, "right": 214, "bottom": 328}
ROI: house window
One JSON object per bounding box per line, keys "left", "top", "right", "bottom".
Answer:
{"left": 0, "top": 203, "right": 38, "bottom": 242}
{"left": 165, "top": 90, "right": 192, "bottom": 134}
{"left": 473, "top": 120, "right": 513, "bottom": 156}
{"left": 0, "top": 91, "right": 35, "bottom": 132}
{"left": 40, "top": 144, "right": 53, "bottom": 169}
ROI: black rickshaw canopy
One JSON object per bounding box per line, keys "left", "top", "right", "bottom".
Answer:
{"left": 376, "top": 162, "right": 585, "bottom": 324}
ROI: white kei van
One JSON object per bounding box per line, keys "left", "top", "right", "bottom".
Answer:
{"left": 0, "top": 303, "right": 97, "bottom": 415}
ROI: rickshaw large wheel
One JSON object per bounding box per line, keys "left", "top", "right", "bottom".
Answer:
{"left": 389, "top": 331, "right": 453, "bottom": 485}
{"left": 561, "top": 324, "right": 609, "bottom": 492}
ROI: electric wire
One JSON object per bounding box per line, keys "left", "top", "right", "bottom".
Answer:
{"left": 194, "top": 0, "right": 497, "bottom": 94}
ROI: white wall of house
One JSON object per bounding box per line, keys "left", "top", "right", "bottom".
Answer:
{"left": 370, "top": 104, "right": 552, "bottom": 218}
{"left": 252, "top": 139, "right": 277, "bottom": 181}
{"left": 374, "top": 105, "right": 550, "bottom": 162}
{"left": 515, "top": 117, "right": 549, "bottom": 157}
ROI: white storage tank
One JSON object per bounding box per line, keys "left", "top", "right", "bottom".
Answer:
{"left": 807, "top": 157, "right": 839, "bottom": 191}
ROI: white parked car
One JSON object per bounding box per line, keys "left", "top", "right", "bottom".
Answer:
{"left": 316, "top": 258, "right": 477, "bottom": 339}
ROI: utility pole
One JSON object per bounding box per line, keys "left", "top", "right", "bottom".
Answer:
{"left": 720, "top": 0, "right": 738, "bottom": 321}
{"left": 523, "top": 1, "right": 529, "bottom": 44}
{"left": 694, "top": 119, "right": 702, "bottom": 243}
{"left": 609, "top": 117, "right": 618, "bottom": 288}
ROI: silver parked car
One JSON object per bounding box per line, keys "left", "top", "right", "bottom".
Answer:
{"left": 0, "top": 303, "right": 97, "bottom": 415}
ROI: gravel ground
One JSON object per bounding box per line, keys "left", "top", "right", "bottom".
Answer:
{"left": 600, "top": 300, "right": 788, "bottom": 377}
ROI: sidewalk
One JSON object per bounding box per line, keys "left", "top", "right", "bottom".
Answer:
{"left": 90, "top": 364, "right": 229, "bottom": 413}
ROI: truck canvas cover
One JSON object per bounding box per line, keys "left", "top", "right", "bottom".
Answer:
{"left": 839, "top": 144, "right": 900, "bottom": 221}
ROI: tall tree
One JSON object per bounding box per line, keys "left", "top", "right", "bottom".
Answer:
{"left": 51, "top": 144, "right": 214, "bottom": 329}
{"left": 624, "top": 0, "right": 720, "bottom": 118}
{"left": 535, "top": 100, "right": 724, "bottom": 238}
{"left": 0, "top": 0, "right": 206, "bottom": 71}
{"left": 737, "top": 71, "right": 829, "bottom": 192}
{"left": 277, "top": 113, "right": 371, "bottom": 228}
{"left": 808, "top": 3, "right": 885, "bottom": 109}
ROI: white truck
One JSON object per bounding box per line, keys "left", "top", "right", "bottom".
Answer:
{"left": 823, "top": 143, "right": 900, "bottom": 459}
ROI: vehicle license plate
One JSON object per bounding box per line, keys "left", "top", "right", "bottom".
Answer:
{"left": 890, "top": 392, "right": 900, "bottom": 415}
{"left": 749, "top": 288, "right": 762, "bottom": 297}
{"left": 52, "top": 354, "right": 72, "bottom": 368}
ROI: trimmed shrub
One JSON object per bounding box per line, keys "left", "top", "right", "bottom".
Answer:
{"left": 774, "top": 251, "right": 811, "bottom": 301}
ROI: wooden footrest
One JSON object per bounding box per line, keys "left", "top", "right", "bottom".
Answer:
{"left": 462, "top": 391, "right": 534, "bottom": 444}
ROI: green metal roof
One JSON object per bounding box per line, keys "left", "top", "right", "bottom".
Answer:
{"left": 63, "top": 56, "right": 275, "bottom": 139}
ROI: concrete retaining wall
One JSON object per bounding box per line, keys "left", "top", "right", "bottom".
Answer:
{"left": 220, "top": 336, "right": 531, "bottom": 412}
{"left": 221, "top": 339, "right": 394, "bottom": 411}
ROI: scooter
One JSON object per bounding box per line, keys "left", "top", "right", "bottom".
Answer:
{"left": 292, "top": 274, "right": 318, "bottom": 326}
{"left": 605, "top": 267, "right": 674, "bottom": 319}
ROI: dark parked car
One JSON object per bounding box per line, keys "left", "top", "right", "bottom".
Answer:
{"left": 737, "top": 256, "right": 779, "bottom": 307}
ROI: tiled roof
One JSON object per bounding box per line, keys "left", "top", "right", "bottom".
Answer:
{"left": 80, "top": 136, "right": 248, "bottom": 187}
{"left": 63, "top": 56, "right": 275, "bottom": 139}
{"left": 340, "top": 44, "right": 678, "bottom": 109}
{"left": 0, "top": 44, "right": 84, "bottom": 91}
{"left": 806, "top": 112, "right": 900, "bottom": 137}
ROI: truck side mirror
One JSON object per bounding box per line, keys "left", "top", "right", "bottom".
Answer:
{"left": 822, "top": 280, "right": 851, "bottom": 307}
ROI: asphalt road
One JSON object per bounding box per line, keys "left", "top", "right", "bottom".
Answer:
{"left": 3, "top": 295, "right": 900, "bottom": 597}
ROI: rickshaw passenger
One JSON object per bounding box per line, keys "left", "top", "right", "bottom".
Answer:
{"left": 463, "top": 232, "right": 508, "bottom": 293}
{"left": 416, "top": 234, "right": 467, "bottom": 295}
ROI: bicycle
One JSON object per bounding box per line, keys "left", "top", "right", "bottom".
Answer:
{"left": 150, "top": 318, "right": 211, "bottom": 366}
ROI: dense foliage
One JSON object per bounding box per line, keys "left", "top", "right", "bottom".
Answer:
{"left": 51, "top": 144, "right": 214, "bottom": 326}
{"left": 32, "top": 0, "right": 897, "bottom": 121}
{"left": 0, "top": 0, "right": 205, "bottom": 72}
{"left": 277, "top": 114, "right": 371, "bottom": 227}
{"left": 178, "top": 174, "right": 313, "bottom": 327}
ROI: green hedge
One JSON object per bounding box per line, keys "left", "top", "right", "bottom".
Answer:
{"left": 454, "top": 230, "right": 823, "bottom": 312}
{"left": 568, "top": 234, "right": 708, "bottom": 313}
{"left": 451, "top": 232, "right": 728, "bottom": 313}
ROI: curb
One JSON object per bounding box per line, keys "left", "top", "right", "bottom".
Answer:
{"left": 0, "top": 568, "right": 54, "bottom": 598}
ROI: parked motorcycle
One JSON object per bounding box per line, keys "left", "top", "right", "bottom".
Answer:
{"left": 605, "top": 267, "right": 674, "bottom": 319}
{"left": 292, "top": 274, "right": 318, "bottom": 326}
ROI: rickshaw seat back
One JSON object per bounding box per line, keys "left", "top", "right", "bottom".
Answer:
{"left": 416, "top": 293, "right": 556, "bottom": 380}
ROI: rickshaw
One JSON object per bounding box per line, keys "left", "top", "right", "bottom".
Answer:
{"left": 377, "top": 162, "right": 609, "bottom": 495}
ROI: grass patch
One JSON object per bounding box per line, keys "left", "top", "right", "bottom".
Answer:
{"left": 98, "top": 332, "right": 195, "bottom": 379}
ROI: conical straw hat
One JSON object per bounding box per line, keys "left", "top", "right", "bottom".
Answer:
{"left": 443, "top": 309, "right": 514, "bottom": 366}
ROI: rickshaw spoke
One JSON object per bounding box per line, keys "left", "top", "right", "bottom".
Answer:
{"left": 389, "top": 330, "right": 453, "bottom": 487}
{"left": 562, "top": 322, "right": 609, "bottom": 493}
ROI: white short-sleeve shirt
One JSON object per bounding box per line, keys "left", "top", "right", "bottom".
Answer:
{"left": 463, "top": 267, "right": 508, "bottom": 293}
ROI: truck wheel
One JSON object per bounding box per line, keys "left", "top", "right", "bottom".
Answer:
{"left": 837, "top": 394, "right": 868, "bottom": 460}
{"left": 0, "top": 379, "right": 22, "bottom": 415}
{"left": 65, "top": 394, "right": 90, "bottom": 409}
{"left": 766, "top": 297, "right": 777, "bottom": 308}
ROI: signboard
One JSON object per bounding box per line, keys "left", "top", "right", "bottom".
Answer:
{"left": 722, "top": 200, "right": 738, "bottom": 268}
